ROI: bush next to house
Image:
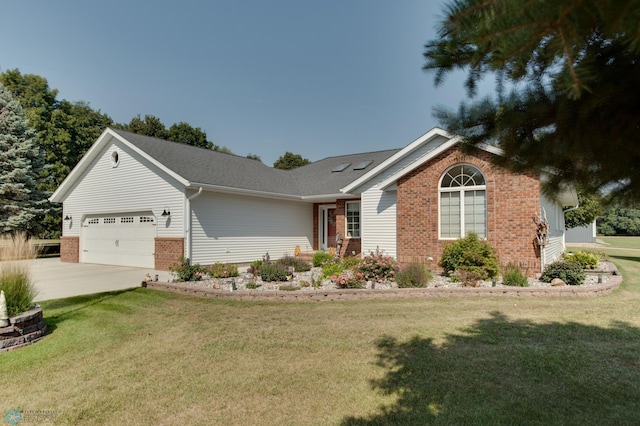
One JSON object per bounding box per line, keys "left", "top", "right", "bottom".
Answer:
{"left": 563, "top": 251, "right": 599, "bottom": 269}
{"left": 501, "top": 262, "right": 529, "bottom": 287}
{"left": 169, "top": 257, "right": 206, "bottom": 282}
{"left": 332, "top": 271, "right": 365, "bottom": 289}
{"left": 439, "top": 233, "right": 499, "bottom": 280}
{"left": 541, "top": 261, "right": 586, "bottom": 286}
{"left": 207, "top": 263, "right": 239, "bottom": 278}
{"left": 260, "top": 263, "right": 290, "bottom": 282}
{"left": 312, "top": 251, "right": 334, "bottom": 267}
{"left": 355, "top": 254, "right": 398, "bottom": 283}
{"left": 276, "top": 256, "right": 311, "bottom": 272}
{"left": 322, "top": 261, "right": 344, "bottom": 279}
{"left": 396, "top": 263, "right": 432, "bottom": 288}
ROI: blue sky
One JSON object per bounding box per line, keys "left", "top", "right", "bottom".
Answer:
{"left": 0, "top": 0, "right": 490, "bottom": 166}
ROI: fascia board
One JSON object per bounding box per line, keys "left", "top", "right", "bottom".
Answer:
{"left": 378, "top": 137, "right": 461, "bottom": 190}
{"left": 190, "top": 182, "right": 304, "bottom": 201}
{"left": 340, "top": 127, "right": 454, "bottom": 194}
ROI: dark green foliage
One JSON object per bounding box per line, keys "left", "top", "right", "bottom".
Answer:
{"left": 246, "top": 153, "right": 262, "bottom": 162}
{"left": 423, "top": 0, "right": 640, "bottom": 202}
{"left": 598, "top": 207, "right": 640, "bottom": 236}
{"left": 396, "top": 263, "right": 433, "bottom": 288}
{"left": 312, "top": 251, "right": 334, "bottom": 267}
{"left": 245, "top": 281, "right": 260, "bottom": 290}
{"left": 169, "top": 257, "right": 206, "bottom": 282}
{"left": 439, "top": 233, "right": 499, "bottom": 279}
{"left": 502, "top": 263, "right": 529, "bottom": 287}
{"left": 563, "top": 251, "right": 599, "bottom": 270}
{"left": 260, "top": 263, "right": 289, "bottom": 282}
{"left": 167, "top": 121, "right": 212, "bottom": 149}
{"left": 565, "top": 191, "right": 604, "bottom": 229}
{"left": 206, "top": 263, "right": 239, "bottom": 278}
{"left": 275, "top": 256, "right": 311, "bottom": 272}
{"left": 541, "top": 261, "right": 586, "bottom": 286}
{"left": 273, "top": 151, "right": 311, "bottom": 170}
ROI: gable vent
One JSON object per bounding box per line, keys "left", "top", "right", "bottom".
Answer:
{"left": 353, "top": 160, "right": 373, "bottom": 170}
{"left": 332, "top": 163, "right": 351, "bottom": 173}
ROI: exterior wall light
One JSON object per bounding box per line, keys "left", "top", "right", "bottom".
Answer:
{"left": 64, "top": 215, "right": 72, "bottom": 221}
{"left": 161, "top": 207, "right": 171, "bottom": 217}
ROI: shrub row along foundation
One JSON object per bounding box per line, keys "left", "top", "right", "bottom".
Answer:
{"left": 0, "top": 307, "right": 47, "bottom": 352}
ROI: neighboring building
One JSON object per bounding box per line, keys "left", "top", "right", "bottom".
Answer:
{"left": 50, "top": 127, "right": 578, "bottom": 274}
{"left": 565, "top": 221, "right": 597, "bottom": 243}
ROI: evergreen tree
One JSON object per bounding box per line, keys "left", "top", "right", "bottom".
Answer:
{"left": 423, "top": 0, "right": 640, "bottom": 202}
{"left": 0, "top": 85, "right": 48, "bottom": 234}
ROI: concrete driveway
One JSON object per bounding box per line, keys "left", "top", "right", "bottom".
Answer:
{"left": 24, "top": 258, "right": 173, "bottom": 301}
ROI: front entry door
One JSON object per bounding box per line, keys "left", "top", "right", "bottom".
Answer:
{"left": 319, "top": 205, "right": 337, "bottom": 251}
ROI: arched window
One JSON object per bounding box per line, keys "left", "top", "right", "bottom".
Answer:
{"left": 439, "top": 164, "right": 487, "bottom": 239}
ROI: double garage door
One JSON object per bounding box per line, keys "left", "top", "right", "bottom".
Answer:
{"left": 82, "top": 213, "right": 156, "bottom": 268}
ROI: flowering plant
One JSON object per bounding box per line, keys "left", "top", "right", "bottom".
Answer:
{"left": 331, "top": 271, "right": 365, "bottom": 289}
{"left": 355, "top": 254, "right": 398, "bottom": 283}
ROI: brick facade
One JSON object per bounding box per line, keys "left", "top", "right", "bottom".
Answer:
{"left": 60, "top": 236, "right": 79, "bottom": 263}
{"left": 154, "top": 237, "right": 185, "bottom": 271}
{"left": 312, "top": 200, "right": 362, "bottom": 258}
{"left": 397, "top": 146, "right": 541, "bottom": 274}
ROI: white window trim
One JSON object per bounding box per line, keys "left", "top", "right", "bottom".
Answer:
{"left": 438, "top": 164, "right": 487, "bottom": 240}
{"left": 345, "top": 201, "right": 361, "bottom": 239}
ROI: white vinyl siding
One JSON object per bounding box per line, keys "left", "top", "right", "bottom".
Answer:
{"left": 62, "top": 140, "right": 185, "bottom": 239}
{"left": 345, "top": 201, "right": 361, "bottom": 238}
{"left": 360, "top": 189, "right": 397, "bottom": 258}
{"left": 541, "top": 194, "right": 566, "bottom": 267}
{"left": 190, "top": 191, "right": 313, "bottom": 265}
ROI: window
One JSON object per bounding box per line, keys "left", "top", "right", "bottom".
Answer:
{"left": 120, "top": 217, "right": 134, "bottom": 223}
{"left": 346, "top": 201, "right": 361, "bottom": 238}
{"left": 439, "top": 164, "right": 486, "bottom": 238}
{"left": 103, "top": 218, "right": 116, "bottom": 224}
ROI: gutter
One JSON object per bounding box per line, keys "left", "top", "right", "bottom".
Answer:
{"left": 185, "top": 187, "right": 204, "bottom": 260}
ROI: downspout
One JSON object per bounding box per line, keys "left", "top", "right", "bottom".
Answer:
{"left": 185, "top": 187, "right": 203, "bottom": 260}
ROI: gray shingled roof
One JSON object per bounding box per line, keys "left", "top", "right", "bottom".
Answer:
{"left": 112, "top": 128, "right": 399, "bottom": 197}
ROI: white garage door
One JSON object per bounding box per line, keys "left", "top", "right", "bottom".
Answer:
{"left": 82, "top": 213, "right": 156, "bottom": 268}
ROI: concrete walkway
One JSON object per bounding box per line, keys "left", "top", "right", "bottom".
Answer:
{"left": 23, "top": 258, "right": 173, "bottom": 301}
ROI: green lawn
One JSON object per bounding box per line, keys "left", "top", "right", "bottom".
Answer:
{"left": 2, "top": 239, "right": 640, "bottom": 424}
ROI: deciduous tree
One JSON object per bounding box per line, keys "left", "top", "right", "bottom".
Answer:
{"left": 273, "top": 151, "right": 310, "bottom": 170}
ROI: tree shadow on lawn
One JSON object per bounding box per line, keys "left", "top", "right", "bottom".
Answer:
{"left": 41, "top": 288, "right": 140, "bottom": 335}
{"left": 343, "top": 312, "right": 640, "bottom": 425}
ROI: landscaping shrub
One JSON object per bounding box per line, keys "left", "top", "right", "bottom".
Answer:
{"left": 312, "top": 251, "right": 334, "bottom": 267}
{"left": 322, "top": 262, "right": 344, "bottom": 279}
{"left": 501, "top": 262, "right": 529, "bottom": 287}
{"left": 276, "top": 256, "right": 311, "bottom": 272}
{"left": 541, "top": 260, "right": 585, "bottom": 286}
{"left": 452, "top": 267, "right": 485, "bottom": 287}
{"left": 0, "top": 233, "right": 39, "bottom": 316}
{"left": 355, "top": 254, "right": 398, "bottom": 283}
{"left": 439, "top": 233, "right": 499, "bottom": 280}
{"left": 207, "top": 263, "right": 239, "bottom": 278}
{"left": 396, "top": 263, "right": 432, "bottom": 288}
{"left": 332, "top": 271, "right": 365, "bottom": 289}
{"left": 260, "top": 263, "right": 289, "bottom": 282}
{"left": 340, "top": 255, "right": 361, "bottom": 270}
{"left": 248, "top": 260, "right": 263, "bottom": 277}
{"left": 169, "top": 257, "right": 206, "bottom": 282}
{"left": 563, "top": 251, "right": 599, "bottom": 269}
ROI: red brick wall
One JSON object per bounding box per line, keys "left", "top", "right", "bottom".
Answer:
{"left": 312, "top": 201, "right": 362, "bottom": 257}
{"left": 335, "top": 199, "right": 362, "bottom": 258}
{"left": 60, "top": 236, "right": 79, "bottom": 263}
{"left": 397, "top": 146, "right": 541, "bottom": 275}
{"left": 154, "top": 238, "right": 184, "bottom": 271}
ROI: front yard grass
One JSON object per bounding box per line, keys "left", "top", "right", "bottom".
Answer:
{"left": 2, "top": 239, "right": 640, "bottom": 424}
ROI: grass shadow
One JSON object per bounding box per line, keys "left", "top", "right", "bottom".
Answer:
{"left": 343, "top": 312, "right": 640, "bottom": 425}
{"left": 608, "top": 254, "right": 640, "bottom": 264}
{"left": 42, "top": 288, "right": 141, "bottom": 335}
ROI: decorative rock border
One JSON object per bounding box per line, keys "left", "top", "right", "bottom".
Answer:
{"left": 143, "top": 270, "right": 622, "bottom": 302}
{"left": 0, "top": 307, "right": 47, "bottom": 352}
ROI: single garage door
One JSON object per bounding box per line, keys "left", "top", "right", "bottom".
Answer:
{"left": 82, "top": 213, "right": 156, "bottom": 268}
